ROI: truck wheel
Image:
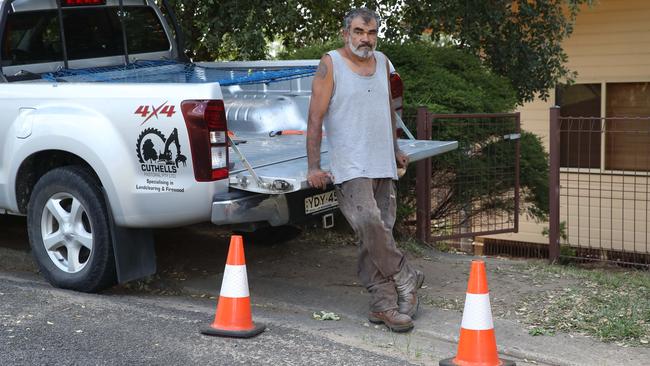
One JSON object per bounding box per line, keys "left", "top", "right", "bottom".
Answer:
{"left": 27, "top": 166, "right": 116, "bottom": 292}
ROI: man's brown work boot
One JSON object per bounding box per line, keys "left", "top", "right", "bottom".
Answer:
{"left": 368, "top": 309, "right": 414, "bottom": 332}
{"left": 396, "top": 270, "right": 425, "bottom": 318}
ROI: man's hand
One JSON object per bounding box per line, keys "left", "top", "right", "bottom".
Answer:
{"left": 396, "top": 150, "right": 409, "bottom": 169}
{"left": 307, "top": 169, "right": 333, "bottom": 190}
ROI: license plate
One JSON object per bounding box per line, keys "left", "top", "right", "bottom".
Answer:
{"left": 304, "top": 190, "right": 338, "bottom": 214}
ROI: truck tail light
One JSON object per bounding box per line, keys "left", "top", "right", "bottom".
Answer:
{"left": 390, "top": 72, "right": 405, "bottom": 136}
{"left": 181, "top": 100, "right": 229, "bottom": 182}
{"left": 390, "top": 72, "right": 404, "bottom": 116}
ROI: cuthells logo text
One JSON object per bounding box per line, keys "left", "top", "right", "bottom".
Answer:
{"left": 136, "top": 128, "right": 187, "bottom": 176}
{"left": 135, "top": 101, "right": 176, "bottom": 125}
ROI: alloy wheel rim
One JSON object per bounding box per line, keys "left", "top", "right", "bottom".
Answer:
{"left": 40, "top": 192, "right": 93, "bottom": 273}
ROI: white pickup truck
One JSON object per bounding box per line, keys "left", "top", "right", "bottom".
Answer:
{"left": 0, "top": 0, "right": 457, "bottom": 292}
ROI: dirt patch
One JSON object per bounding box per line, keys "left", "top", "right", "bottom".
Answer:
{"left": 137, "top": 224, "right": 579, "bottom": 322}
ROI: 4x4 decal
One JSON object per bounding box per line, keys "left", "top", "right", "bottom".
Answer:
{"left": 135, "top": 101, "right": 176, "bottom": 125}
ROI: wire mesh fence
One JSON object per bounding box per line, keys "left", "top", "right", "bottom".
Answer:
{"left": 414, "top": 108, "right": 520, "bottom": 244}
{"left": 549, "top": 107, "right": 650, "bottom": 267}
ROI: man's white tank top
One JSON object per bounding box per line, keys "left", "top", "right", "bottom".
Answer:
{"left": 323, "top": 50, "right": 398, "bottom": 184}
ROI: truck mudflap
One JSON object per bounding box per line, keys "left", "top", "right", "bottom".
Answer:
{"left": 227, "top": 132, "right": 458, "bottom": 195}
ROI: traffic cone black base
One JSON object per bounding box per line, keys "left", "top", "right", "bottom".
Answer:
{"left": 200, "top": 323, "right": 266, "bottom": 339}
{"left": 439, "top": 357, "right": 516, "bottom": 366}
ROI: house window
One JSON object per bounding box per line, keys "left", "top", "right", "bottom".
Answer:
{"left": 556, "top": 84, "right": 601, "bottom": 169}
{"left": 557, "top": 82, "right": 650, "bottom": 172}
{"left": 605, "top": 82, "right": 650, "bottom": 171}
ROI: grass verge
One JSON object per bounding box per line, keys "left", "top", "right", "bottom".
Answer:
{"left": 516, "top": 263, "right": 650, "bottom": 347}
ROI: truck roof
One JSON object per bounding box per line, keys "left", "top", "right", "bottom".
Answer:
{"left": 3, "top": 0, "right": 147, "bottom": 12}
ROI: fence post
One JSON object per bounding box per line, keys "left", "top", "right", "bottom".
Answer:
{"left": 416, "top": 107, "right": 432, "bottom": 244}
{"left": 549, "top": 106, "right": 561, "bottom": 263}
{"left": 514, "top": 112, "right": 521, "bottom": 233}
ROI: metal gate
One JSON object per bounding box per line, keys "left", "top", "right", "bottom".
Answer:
{"left": 415, "top": 108, "right": 521, "bottom": 244}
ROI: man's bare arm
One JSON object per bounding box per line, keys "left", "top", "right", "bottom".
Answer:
{"left": 306, "top": 55, "right": 334, "bottom": 189}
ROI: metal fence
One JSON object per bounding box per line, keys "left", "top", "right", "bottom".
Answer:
{"left": 415, "top": 108, "right": 520, "bottom": 244}
{"left": 549, "top": 107, "right": 650, "bottom": 266}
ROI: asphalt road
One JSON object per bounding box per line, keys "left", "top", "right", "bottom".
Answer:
{"left": 0, "top": 271, "right": 415, "bottom": 366}
{"left": 0, "top": 215, "right": 425, "bottom": 365}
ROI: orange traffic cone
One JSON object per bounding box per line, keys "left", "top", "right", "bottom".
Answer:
{"left": 440, "top": 260, "right": 515, "bottom": 366}
{"left": 200, "top": 235, "right": 265, "bottom": 338}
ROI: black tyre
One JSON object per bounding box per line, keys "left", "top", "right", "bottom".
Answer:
{"left": 27, "top": 166, "right": 116, "bottom": 292}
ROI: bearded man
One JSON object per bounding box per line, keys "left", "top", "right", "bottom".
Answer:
{"left": 306, "top": 8, "right": 424, "bottom": 332}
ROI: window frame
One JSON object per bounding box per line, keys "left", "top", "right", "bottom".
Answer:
{"left": 0, "top": 3, "right": 174, "bottom": 77}
{"left": 556, "top": 81, "right": 650, "bottom": 175}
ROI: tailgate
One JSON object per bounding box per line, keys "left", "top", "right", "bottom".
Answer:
{"left": 228, "top": 133, "right": 457, "bottom": 194}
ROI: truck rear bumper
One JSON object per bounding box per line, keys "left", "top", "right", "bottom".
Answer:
{"left": 211, "top": 191, "right": 290, "bottom": 226}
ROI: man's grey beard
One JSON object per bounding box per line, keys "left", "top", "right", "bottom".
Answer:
{"left": 348, "top": 36, "right": 375, "bottom": 59}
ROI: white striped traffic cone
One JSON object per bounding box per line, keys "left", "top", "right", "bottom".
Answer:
{"left": 440, "top": 260, "right": 515, "bottom": 366}
{"left": 200, "top": 235, "right": 265, "bottom": 338}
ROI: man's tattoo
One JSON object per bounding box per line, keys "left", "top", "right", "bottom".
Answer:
{"left": 316, "top": 60, "right": 328, "bottom": 79}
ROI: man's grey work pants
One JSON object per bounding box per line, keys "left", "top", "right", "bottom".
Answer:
{"left": 335, "top": 177, "right": 409, "bottom": 312}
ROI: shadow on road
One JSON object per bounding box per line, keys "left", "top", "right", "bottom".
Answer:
{"left": 0, "top": 215, "right": 307, "bottom": 279}
{"left": 0, "top": 215, "right": 29, "bottom": 251}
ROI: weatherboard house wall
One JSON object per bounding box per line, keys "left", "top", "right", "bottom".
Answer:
{"left": 483, "top": 0, "right": 650, "bottom": 253}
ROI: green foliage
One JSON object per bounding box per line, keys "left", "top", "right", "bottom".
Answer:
{"left": 379, "top": 42, "right": 517, "bottom": 113}
{"left": 161, "top": 0, "right": 590, "bottom": 104}
{"left": 159, "top": 0, "right": 403, "bottom": 61}
{"left": 542, "top": 222, "right": 575, "bottom": 264}
{"left": 542, "top": 221, "right": 569, "bottom": 242}
{"left": 280, "top": 40, "right": 342, "bottom": 60}
{"left": 400, "top": 0, "right": 592, "bottom": 103}
{"left": 160, "top": 0, "right": 304, "bottom": 60}
{"left": 519, "top": 132, "right": 549, "bottom": 220}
